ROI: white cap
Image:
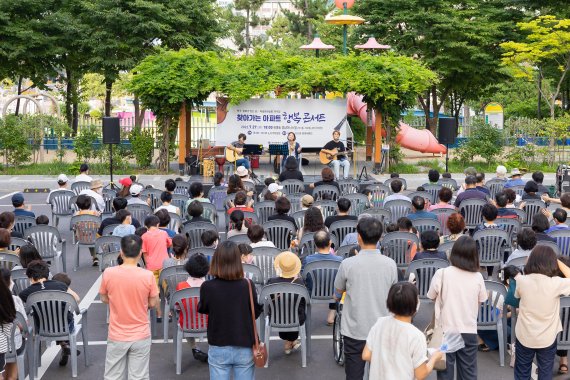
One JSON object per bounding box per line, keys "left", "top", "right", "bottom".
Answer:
{"left": 130, "top": 184, "right": 143, "bottom": 195}
{"left": 268, "top": 183, "right": 283, "bottom": 193}
{"left": 57, "top": 174, "right": 69, "bottom": 184}
{"left": 496, "top": 165, "right": 507, "bottom": 176}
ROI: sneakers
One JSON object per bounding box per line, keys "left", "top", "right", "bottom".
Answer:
{"left": 192, "top": 348, "right": 208, "bottom": 363}
{"left": 59, "top": 345, "right": 81, "bottom": 366}
{"left": 92, "top": 258, "right": 99, "bottom": 267}
{"left": 284, "top": 339, "right": 301, "bottom": 355}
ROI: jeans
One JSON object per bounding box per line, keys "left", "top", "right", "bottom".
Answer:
{"left": 329, "top": 158, "right": 350, "bottom": 180}
{"left": 343, "top": 335, "right": 366, "bottom": 380}
{"left": 208, "top": 345, "right": 254, "bottom": 380}
{"left": 515, "top": 338, "right": 557, "bottom": 380}
{"left": 236, "top": 158, "right": 250, "bottom": 170}
{"left": 437, "top": 333, "right": 478, "bottom": 380}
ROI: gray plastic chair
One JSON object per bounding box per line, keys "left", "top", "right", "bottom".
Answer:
{"left": 381, "top": 232, "right": 420, "bottom": 270}
{"left": 102, "top": 189, "right": 116, "bottom": 215}
{"left": 343, "top": 193, "right": 369, "bottom": 216}
{"left": 549, "top": 229, "right": 570, "bottom": 256}
{"left": 200, "top": 202, "right": 218, "bottom": 226}
{"left": 458, "top": 199, "right": 487, "bottom": 230}
{"left": 299, "top": 232, "right": 316, "bottom": 259}
{"left": 243, "top": 263, "right": 265, "bottom": 293}
{"left": 366, "top": 207, "right": 392, "bottom": 228}
{"left": 5, "top": 311, "right": 30, "bottom": 380}
{"left": 70, "top": 214, "right": 101, "bottom": 271}
{"left": 473, "top": 229, "right": 511, "bottom": 276}
{"left": 437, "top": 178, "right": 458, "bottom": 191}
{"left": 384, "top": 177, "right": 407, "bottom": 190}
{"left": 291, "top": 210, "right": 307, "bottom": 231}
{"left": 412, "top": 218, "right": 442, "bottom": 235}
{"left": 511, "top": 186, "right": 525, "bottom": 199}
{"left": 94, "top": 236, "right": 122, "bottom": 271}
{"left": 10, "top": 237, "right": 29, "bottom": 252}
{"left": 101, "top": 224, "right": 120, "bottom": 236}
{"left": 507, "top": 256, "right": 527, "bottom": 273}
{"left": 264, "top": 220, "right": 296, "bottom": 251}
{"left": 536, "top": 240, "right": 561, "bottom": 255}
{"left": 188, "top": 247, "right": 215, "bottom": 259}
{"left": 174, "top": 180, "right": 191, "bottom": 196}
{"left": 439, "top": 240, "right": 455, "bottom": 258}
{"left": 182, "top": 222, "right": 218, "bottom": 249}
{"left": 25, "top": 225, "right": 67, "bottom": 273}
{"left": 255, "top": 201, "right": 276, "bottom": 225}
{"left": 71, "top": 181, "right": 90, "bottom": 196}
{"left": 25, "top": 290, "right": 89, "bottom": 378}
{"left": 259, "top": 283, "right": 311, "bottom": 367}
{"left": 0, "top": 253, "right": 20, "bottom": 271}
{"left": 479, "top": 281, "right": 508, "bottom": 367}
{"left": 510, "top": 208, "right": 527, "bottom": 223}
{"left": 302, "top": 260, "right": 340, "bottom": 304}
{"left": 168, "top": 212, "right": 183, "bottom": 233}
{"left": 208, "top": 187, "right": 229, "bottom": 211}
{"left": 432, "top": 208, "right": 457, "bottom": 236}
{"left": 423, "top": 184, "right": 443, "bottom": 204}
{"left": 252, "top": 247, "right": 281, "bottom": 283}
{"left": 228, "top": 234, "right": 251, "bottom": 244}
{"left": 383, "top": 199, "right": 413, "bottom": 224}
{"left": 48, "top": 190, "right": 75, "bottom": 226}
{"left": 11, "top": 268, "right": 30, "bottom": 295}
{"left": 13, "top": 216, "right": 36, "bottom": 236}
{"left": 281, "top": 180, "right": 305, "bottom": 195}
{"left": 126, "top": 204, "right": 152, "bottom": 225}
{"left": 314, "top": 200, "right": 337, "bottom": 220}
{"left": 557, "top": 297, "right": 570, "bottom": 352}
{"left": 141, "top": 188, "right": 163, "bottom": 210}
{"left": 329, "top": 220, "right": 357, "bottom": 248}
{"left": 404, "top": 259, "right": 449, "bottom": 299}
{"left": 336, "top": 244, "right": 358, "bottom": 259}
{"left": 225, "top": 211, "right": 259, "bottom": 233}
{"left": 365, "top": 184, "right": 391, "bottom": 208}
{"left": 159, "top": 265, "right": 189, "bottom": 342}
{"left": 68, "top": 195, "right": 79, "bottom": 214}
{"left": 288, "top": 193, "right": 305, "bottom": 214}
{"left": 313, "top": 185, "right": 339, "bottom": 202}
{"left": 497, "top": 218, "right": 522, "bottom": 245}
{"left": 521, "top": 200, "right": 546, "bottom": 226}
{"left": 170, "top": 287, "right": 208, "bottom": 374}
{"left": 338, "top": 180, "right": 360, "bottom": 195}
{"left": 172, "top": 194, "right": 190, "bottom": 219}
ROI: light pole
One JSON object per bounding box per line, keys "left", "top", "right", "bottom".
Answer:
{"left": 325, "top": 0, "right": 364, "bottom": 55}
{"left": 300, "top": 34, "right": 336, "bottom": 58}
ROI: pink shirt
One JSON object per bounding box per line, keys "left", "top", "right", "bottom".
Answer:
{"left": 428, "top": 203, "right": 455, "bottom": 212}
{"left": 141, "top": 228, "right": 172, "bottom": 270}
{"left": 99, "top": 266, "right": 158, "bottom": 341}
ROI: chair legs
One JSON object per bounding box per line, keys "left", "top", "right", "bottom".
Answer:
{"left": 264, "top": 319, "right": 270, "bottom": 368}
{"left": 175, "top": 329, "right": 182, "bottom": 375}
{"left": 17, "top": 353, "right": 26, "bottom": 380}
{"left": 70, "top": 335, "right": 78, "bottom": 377}
{"left": 74, "top": 244, "right": 80, "bottom": 271}
{"left": 163, "top": 301, "right": 169, "bottom": 343}
{"left": 300, "top": 325, "right": 307, "bottom": 368}
{"left": 497, "top": 321, "right": 505, "bottom": 367}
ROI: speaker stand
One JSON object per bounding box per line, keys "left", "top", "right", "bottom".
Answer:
{"left": 445, "top": 143, "right": 449, "bottom": 173}
{"left": 107, "top": 144, "right": 118, "bottom": 190}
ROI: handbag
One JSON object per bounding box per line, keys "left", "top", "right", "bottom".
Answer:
{"left": 424, "top": 268, "right": 447, "bottom": 371}
{"left": 247, "top": 279, "right": 267, "bottom": 368}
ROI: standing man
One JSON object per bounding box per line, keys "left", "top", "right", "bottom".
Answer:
{"left": 334, "top": 217, "right": 398, "bottom": 379}
{"left": 100, "top": 235, "right": 159, "bottom": 380}
{"left": 226, "top": 133, "right": 250, "bottom": 170}
{"left": 321, "top": 131, "right": 350, "bottom": 180}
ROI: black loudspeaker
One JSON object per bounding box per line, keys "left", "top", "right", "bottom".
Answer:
{"left": 102, "top": 117, "right": 121, "bottom": 144}
{"left": 438, "top": 117, "right": 457, "bottom": 145}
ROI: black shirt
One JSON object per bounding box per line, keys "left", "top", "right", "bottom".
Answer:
{"left": 19, "top": 280, "right": 68, "bottom": 302}
{"left": 268, "top": 214, "right": 298, "bottom": 230}
{"left": 324, "top": 214, "right": 358, "bottom": 229}
{"left": 10, "top": 231, "right": 23, "bottom": 239}
{"left": 313, "top": 180, "right": 340, "bottom": 191}
{"left": 198, "top": 278, "right": 262, "bottom": 348}
{"left": 454, "top": 188, "right": 488, "bottom": 208}
{"left": 279, "top": 170, "right": 304, "bottom": 182}
{"left": 98, "top": 215, "right": 141, "bottom": 235}
{"left": 323, "top": 140, "right": 346, "bottom": 160}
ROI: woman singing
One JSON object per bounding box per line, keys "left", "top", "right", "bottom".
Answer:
{"left": 282, "top": 132, "right": 302, "bottom": 171}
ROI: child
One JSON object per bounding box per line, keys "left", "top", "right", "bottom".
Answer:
{"left": 200, "top": 230, "right": 219, "bottom": 249}
{"left": 363, "top": 282, "right": 443, "bottom": 380}
{"left": 156, "top": 209, "right": 177, "bottom": 237}
{"left": 176, "top": 253, "right": 210, "bottom": 362}
{"left": 52, "top": 272, "right": 81, "bottom": 302}
{"left": 162, "top": 234, "right": 188, "bottom": 269}
{"left": 238, "top": 243, "right": 254, "bottom": 264}
{"left": 112, "top": 210, "right": 136, "bottom": 237}
{"left": 413, "top": 230, "right": 447, "bottom": 262}
{"left": 36, "top": 215, "right": 50, "bottom": 225}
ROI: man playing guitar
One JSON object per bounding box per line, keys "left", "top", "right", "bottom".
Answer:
{"left": 226, "top": 133, "right": 250, "bottom": 170}
{"left": 320, "top": 130, "right": 350, "bottom": 180}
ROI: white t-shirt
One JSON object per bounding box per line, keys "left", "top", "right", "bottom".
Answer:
{"left": 155, "top": 204, "right": 180, "bottom": 215}
{"left": 80, "top": 189, "right": 105, "bottom": 212}
{"left": 366, "top": 316, "right": 427, "bottom": 380}
{"left": 74, "top": 174, "right": 93, "bottom": 183}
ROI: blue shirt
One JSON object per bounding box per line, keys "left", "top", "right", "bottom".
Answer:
{"left": 304, "top": 253, "right": 343, "bottom": 266}
{"left": 159, "top": 227, "right": 177, "bottom": 238}
{"left": 407, "top": 210, "right": 438, "bottom": 221}
{"left": 413, "top": 250, "right": 448, "bottom": 262}
{"left": 13, "top": 208, "right": 35, "bottom": 218}
{"left": 504, "top": 178, "right": 525, "bottom": 188}
{"left": 546, "top": 224, "right": 569, "bottom": 234}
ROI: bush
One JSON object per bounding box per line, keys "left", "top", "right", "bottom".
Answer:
{"left": 456, "top": 118, "right": 503, "bottom": 165}
{"left": 130, "top": 127, "right": 154, "bottom": 168}
{"left": 74, "top": 125, "right": 101, "bottom": 162}
{"left": 0, "top": 115, "right": 32, "bottom": 167}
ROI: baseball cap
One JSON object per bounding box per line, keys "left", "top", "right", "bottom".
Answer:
{"left": 11, "top": 193, "right": 24, "bottom": 205}
{"left": 301, "top": 194, "right": 314, "bottom": 207}
{"left": 268, "top": 183, "right": 283, "bottom": 193}
{"left": 119, "top": 178, "right": 133, "bottom": 187}
{"left": 57, "top": 174, "right": 69, "bottom": 184}
{"left": 130, "top": 184, "right": 143, "bottom": 196}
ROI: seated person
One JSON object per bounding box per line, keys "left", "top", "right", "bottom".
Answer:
{"left": 472, "top": 204, "right": 501, "bottom": 235}
{"left": 412, "top": 230, "right": 447, "bottom": 261}
{"left": 112, "top": 210, "right": 136, "bottom": 237}
{"left": 545, "top": 208, "right": 569, "bottom": 233}
{"left": 428, "top": 187, "right": 454, "bottom": 211}
{"left": 226, "top": 191, "right": 254, "bottom": 215}
{"left": 504, "top": 228, "right": 536, "bottom": 266}
{"left": 383, "top": 179, "right": 411, "bottom": 203}
{"left": 36, "top": 214, "right": 50, "bottom": 225}
{"left": 248, "top": 224, "right": 275, "bottom": 248}
{"left": 0, "top": 212, "right": 24, "bottom": 239}
{"left": 186, "top": 201, "right": 212, "bottom": 224}
{"left": 454, "top": 175, "right": 488, "bottom": 208}
{"left": 155, "top": 191, "right": 181, "bottom": 215}
{"left": 264, "top": 183, "right": 283, "bottom": 202}
{"left": 12, "top": 193, "right": 35, "bottom": 218}
{"left": 407, "top": 196, "right": 437, "bottom": 221}
{"left": 227, "top": 210, "right": 248, "bottom": 238}
{"left": 309, "top": 167, "right": 340, "bottom": 191}
{"left": 267, "top": 197, "right": 298, "bottom": 229}
{"left": 239, "top": 243, "right": 254, "bottom": 264}
{"left": 98, "top": 197, "right": 141, "bottom": 235}
{"left": 532, "top": 213, "right": 556, "bottom": 242}
{"left": 156, "top": 209, "right": 177, "bottom": 237}
{"left": 475, "top": 173, "right": 491, "bottom": 196}
{"left": 522, "top": 181, "right": 541, "bottom": 201}
{"left": 495, "top": 192, "right": 518, "bottom": 219}
{"left": 324, "top": 198, "right": 357, "bottom": 228}
{"left": 127, "top": 184, "right": 149, "bottom": 206}
{"left": 422, "top": 169, "right": 440, "bottom": 187}
{"left": 279, "top": 156, "right": 304, "bottom": 182}
{"left": 75, "top": 194, "right": 100, "bottom": 216}
{"left": 201, "top": 230, "right": 219, "bottom": 249}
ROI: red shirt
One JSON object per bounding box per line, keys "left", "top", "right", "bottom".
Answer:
{"left": 175, "top": 280, "right": 208, "bottom": 330}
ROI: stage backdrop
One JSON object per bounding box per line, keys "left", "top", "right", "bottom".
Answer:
{"left": 216, "top": 98, "right": 350, "bottom": 148}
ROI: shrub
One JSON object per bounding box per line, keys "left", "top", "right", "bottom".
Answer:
{"left": 0, "top": 115, "right": 32, "bottom": 167}
{"left": 456, "top": 118, "right": 503, "bottom": 165}
{"left": 130, "top": 127, "right": 154, "bottom": 168}
{"left": 73, "top": 125, "right": 101, "bottom": 162}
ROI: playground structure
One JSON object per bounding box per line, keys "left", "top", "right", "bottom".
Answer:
{"left": 1, "top": 92, "right": 60, "bottom": 117}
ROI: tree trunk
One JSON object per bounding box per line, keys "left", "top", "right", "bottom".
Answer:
{"left": 537, "top": 65, "right": 542, "bottom": 119}
{"left": 304, "top": 0, "right": 311, "bottom": 40}
{"left": 104, "top": 78, "right": 113, "bottom": 117}
{"left": 133, "top": 95, "right": 145, "bottom": 128}
{"left": 428, "top": 85, "right": 440, "bottom": 134}
{"left": 245, "top": 8, "right": 251, "bottom": 55}
{"left": 158, "top": 118, "right": 170, "bottom": 172}
{"left": 72, "top": 98, "right": 79, "bottom": 137}
{"left": 65, "top": 69, "right": 73, "bottom": 132}
{"left": 15, "top": 76, "right": 22, "bottom": 116}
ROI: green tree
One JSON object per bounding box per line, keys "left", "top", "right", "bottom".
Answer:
{"left": 281, "top": 0, "right": 334, "bottom": 40}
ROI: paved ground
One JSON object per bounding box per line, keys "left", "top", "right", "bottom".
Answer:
{"left": 0, "top": 170, "right": 560, "bottom": 380}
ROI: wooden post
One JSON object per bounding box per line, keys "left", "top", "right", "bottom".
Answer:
{"left": 178, "top": 101, "right": 187, "bottom": 175}
{"left": 366, "top": 126, "right": 373, "bottom": 161}
{"left": 373, "top": 108, "right": 383, "bottom": 172}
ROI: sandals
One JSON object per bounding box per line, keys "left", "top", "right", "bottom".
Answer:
{"left": 478, "top": 343, "right": 490, "bottom": 352}
{"left": 559, "top": 364, "right": 568, "bottom": 375}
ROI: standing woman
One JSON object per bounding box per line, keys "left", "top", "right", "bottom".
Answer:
{"left": 199, "top": 241, "right": 262, "bottom": 380}
{"left": 427, "top": 235, "right": 487, "bottom": 379}
{"left": 0, "top": 267, "right": 16, "bottom": 377}
{"left": 282, "top": 132, "right": 302, "bottom": 171}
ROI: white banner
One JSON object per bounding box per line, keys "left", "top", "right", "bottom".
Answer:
{"left": 216, "top": 98, "right": 349, "bottom": 148}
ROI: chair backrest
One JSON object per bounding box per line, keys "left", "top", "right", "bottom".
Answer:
{"left": 365, "top": 184, "right": 391, "bottom": 208}
{"left": 507, "top": 256, "right": 527, "bottom": 273}
{"left": 404, "top": 259, "right": 449, "bottom": 298}
{"left": 200, "top": 202, "right": 218, "bottom": 225}
{"left": 408, "top": 191, "right": 432, "bottom": 205}
{"left": 558, "top": 296, "right": 570, "bottom": 350}
{"left": 521, "top": 200, "right": 546, "bottom": 226}
{"left": 49, "top": 190, "right": 75, "bottom": 217}
{"left": 291, "top": 210, "right": 307, "bottom": 231}
{"left": 101, "top": 224, "right": 120, "bottom": 236}
{"left": 458, "top": 199, "right": 487, "bottom": 229}
{"left": 411, "top": 218, "right": 442, "bottom": 236}
{"left": 252, "top": 247, "right": 281, "bottom": 282}
{"left": 25, "top": 225, "right": 62, "bottom": 260}
{"left": 299, "top": 232, "right": 316, "bottom": 259}
{"left": 381, "top": 232, "right": 420, "bottom": 268}
{"left": 174, "top": 180, "right": 191, "bottom": 196}
{"left": 102, "top": 189, "right": 116, "bottom": 214}
{"left": 329, "top": 220, "right": 358, "bottom": 247}
{"left": 170, "top": 287, "right": 208, "bottom": 333}
{"left": 11, "top": 268, "right": 29, "bottom": 295}
{"left": 343, "top": 193, "right": 369, "bottom": 216}
{"left": 336, "top": 244, "right": 359, "bottom": 259}
{"left": 287, "top": 193, "right": 305, "bottom": 214}
{"left": 432, "top": 208, "right": 457, "bottom": 236}
{"left": 473, "top": 229, "right": 510, "bottom": 266}
{"left": 338, "top": 180, "right": 360, "bottom": 195}
{"left": 383, "top": 199, "right": 413, "bottom": 224}
{"left": 70, "top": 214, "right": 101, "bottom": 245}
{"left": 313, "top": 185, "right": 339, "bottom": 202}
{"left": 71, "top": 181, "right": 90, "bottom": 195}
{"left": 68, "top": 195, "right": 79, "bottom": 213}
{"left": 243, "top": 263, "right": 264, "bottom": 287}
{"left": 314, "top": 200, "right": 338, "bottom": 220}
{"left": 511, "top": 185, "right": 525, "bottom": 198}
{"left": 255, "top": 201, "right": 276, "bottom": 225}
{"left": 549, "top": 229, "right": 570, "bottom": 257}
{"left": 479, "top": 281, "right": 507, "bottom": 326}
{"left": 188, "top": 247, "right": 215, "bottom": 262}
{"left": 225, "top": 211, "right": 258, "bottom": 232}
{"left": 423, "top": 184, "right": 443, "bottom": 204}
{"left": 486, "top": 179, "right": 506, "bottom": 199}
{"left": 141, "top": 188, "right": 163, "bottom": 210}
{"left": 168, "top": 213, "right": 182, "bottom": 233}
{"left": 365, "top": 207, "right": 392, "bottom": 228}
{"left": 5, "top": 312, "right": 28, "bottom": 359}
{"left": 384, "top": 177, "right": 407, "bottom": 190}
{"left": 259, "top": 283, "right": 310, "bottom": 328}
{"left": 208, "top": 187, "right": 229, "bottom": 211}
{"left": 13, "top": 216, "right": 36, "bottom": 236}
{"left": 126, "top": 204, "right": 153, "bottom": 224}
{"left": 0, "top": 253, "right": 20, "bottom": 271}
{"left": 95, "top": 235, "right": 122, "bottom": 269}
{"left": 159, "top": 265, "right": 189, "bottom": 301}
{"left": 497, "top": 218, "right": 522, "bottom": 244}
{"left": 9, "top": 237, "right": 29, "bottom": 253}
{"left": 281, "top": 180, "right": 305, "bottom": 195}
{"left": 437, "top": 178, "right": 458, "bottom": 191}
{"left": 302, "top": 260, "right": 341, "bottom": 301}
{"left": 25, "top": 290, "right": 79, "bottom": 337}
{"left": 264, "top": 220, "right": 296, "bottom": 251}
{"left": 439, "top": 240, "right": 455, "bottom": 257}
{"left": 182, "top": 222, "right": 218, "bottom": 249}
{"left": 171, "top": 194, "right": 190, "bottom": 219}
{"left": 228, "top": 234, "right": 251, "bottom": 244}
{"left": 536, "top": 240, "right": 561, "bottom": 255}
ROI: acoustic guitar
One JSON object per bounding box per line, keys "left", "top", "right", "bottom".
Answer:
{"left": 319, "top": 148, "right": 350, "bottom": 165}
{"left": 225, "top": 147, "right": 244, "bottom": 163}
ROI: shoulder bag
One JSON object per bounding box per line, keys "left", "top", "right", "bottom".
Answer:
{"left": 424, "top": 268, "right": 447, "bottom": 371}
{"left": 247, "top": 279, "right": 267, "bottom": 367}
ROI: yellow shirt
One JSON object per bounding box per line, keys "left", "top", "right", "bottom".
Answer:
{"left": 515, "top": 273, "right": 570, "bottom": 348}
